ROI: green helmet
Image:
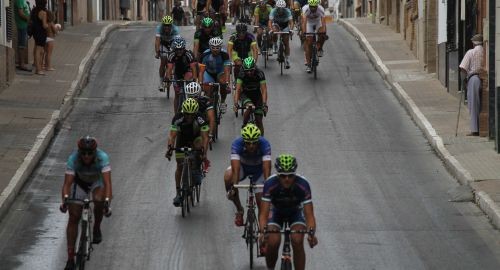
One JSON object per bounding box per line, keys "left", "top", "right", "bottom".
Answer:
{"left": 242, "top": 57, "right": 256, "bottom": 70}
{"left": 162, "top": 15, "right": 173, "bottom": 25}
{"left": 241, "top": 123, "right": 261, "bottom": 142}
{"left": 275, "top": 154, "right": 298, "bottom": 174}
{"left": 308, "top": 0, "right": 320, "bottom": 6}
{"left": 201, "top": 17, "right": 214, "bottom": 28}
{"left": 181, "top": 98, "right": 199, "bottom": 113}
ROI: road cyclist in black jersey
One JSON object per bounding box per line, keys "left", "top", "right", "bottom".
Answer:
{"left": 207, "top": 0, "right": 228, "bottom": 32}
{"left": 195, "top": 0, "right": 210, "bottom": 28}
{"left": 155, "top": 15, "right": 181, "bottom": 91}
{"left": 259, "top": 154, "right": 318, "bottom": 270}
{"left": 233, "top": 57, "right": 268, "bottom": 135}
{"left": 227, "top": 23, "right": 259, "bottom": 79}
{"left": 166, "top": 98, "right": 210, "bottom": 207}
{"left": 166, "top": 37, "right": 198, "bottom": 113}
{"left": 193, "top": 17, "right": 223, "bottom": 61}
{"left": 269, "top": 0, "right": 293, "bottom": 69}
{"left": 184, "top": 82, "right": 217, "bottom": 146}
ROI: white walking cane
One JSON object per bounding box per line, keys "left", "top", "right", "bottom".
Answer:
{"left": 455, "top": 74, "right": 466, "bottom": 137}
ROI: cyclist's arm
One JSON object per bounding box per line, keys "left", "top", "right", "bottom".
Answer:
{"left": 201, "top": 129, "right": 209, "bottom": 158}
{"left": 234, "top": 80, "right": 242, "bottom": 105}
{"left": 62, "top": 173, "right": 74, "bottom": 201}
{"left": 230, "top": 159, "right": 241, "bottom": 185}
{"left": 227, "top": 42, "right": 234, "bottom": 60}
{"left": 254, "top": 13, "right": 260, "bottom": 26}
{"left": 320, "top": 16, "right": 326, "bottom": 32}
{"left": 301, "top": 14, "right": 307, "bottom": 33}
{"left": 259, "top": 199, "right": 271, "bottom": 232}
{"left": 207, "top": 109, "right": 216, "bottom": 136}
{"left": 262, "top": 160, "right": 271, "bottom": 179}
{"left": 260, "top": 81, "right": 268, "bottom": 104}
{"left": 155, "top": 37, "right": 161, "bottom": 56}
{"left": 167, "top": 130, "right": 177, "bottom": 148}
{"left": 289, "top": 16, "right": 294, "bottom": 30}
{"left": 251, "top": 42, "right": 258, "bottom": 61}
{"left": 224, "top": 64, "right": 231, "bottom": 82}
{"left": 102, "top": 171, "right": 112, "bottom": 200}
{"left": 198, "top": 63, "right": 206, "bottom": 82}
{"left": 303, "top": 202, "right": 316, "bottom": 231}
{"left": 166, "top": 63, "right": 174, "bottom": 79}
{"left": 190, "top": 62, "right": 199, "bottom": 82}
{"left": 193, "top": 40, "right": 200, "bottom": 59}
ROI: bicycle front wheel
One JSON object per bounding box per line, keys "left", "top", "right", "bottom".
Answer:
{"left": 281, "top": 259, "right": 292, "bottom": 270}
{"left": 247, "top": 212, "right": 256, "bottom": 268}
{"left": 76, "top": 221, "right": 88, "bottom": 270}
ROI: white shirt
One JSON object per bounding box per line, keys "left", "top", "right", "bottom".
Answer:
{"left": 459, "top": 45, "right": 484, "bottom": 77}
{"left": 302, "top": 5, "right": 325, "bottom": 24}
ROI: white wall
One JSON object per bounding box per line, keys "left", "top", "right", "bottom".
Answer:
{"left": 437, "top": 0, "right": 447, "bottom": 43}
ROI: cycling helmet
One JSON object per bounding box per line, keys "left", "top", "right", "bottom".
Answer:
{"left": 242, "top": 57, "right": 256, "bottom": 70}
{"left": 241, "top": 123, "right": 261, "bottom": 142}
{"left": 276, "top": 0, "right": 287, "bottom": 8}
{"left": 162, "top": 15, "right": 173, "bottom": 25}
{"left": 78, "top": 135, "right": 97, "bottom": 152}
{"left": 236, "top": 23, "right": 248, "bottom": 33}
{"left": 275, "top": 154, "right": 298, "bottom": 174}
{"left": 185, "top": 82, "right": 202, "bottom": 97}
{"left": 172, "top": 36, "right": 186, "bottom": 49}
{"left": 308, "top": 0, "right": 320, "bottom": 7}
{"left": 181, "top": 98, "right": 199, "bottom": 113}
{"left": 209, "top": 37, "right": 223, "bottom": 47}
{"left": 201, "top": 17, "right": 214, "bottom": 28}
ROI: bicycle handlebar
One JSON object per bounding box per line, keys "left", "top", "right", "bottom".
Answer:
{"left": 234, "top": 184, "right": 264, "bottom": 188}
{"left": 265, "top": 228, "right": 310, "bottom": 234}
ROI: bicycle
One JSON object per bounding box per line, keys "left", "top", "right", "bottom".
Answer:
{"left": 165, "top": 79, "right": 195, "bottom": 112}
{"left": 234, "top": 183, "right": 264, "bottom": 269}
{"left": 167, "top": 147, "right": 204, "bottom": 217}
{"left": 159, "top": 47, "right": 173, "bottom": 98}
{"left": 201, "top": 82, "right": 227, "bottom": 143}
{"left": 292, "top": 9, "right": 304, "bottom": 46}
{"left": 272, "top": 30, "right": 292, "bottom": 75}
{"left": 305, "top": 26, "right": 320, "bottom": 79}
{"left": 264, "top": 222, "right": 311, "bottom": 270}
{"left": 254, "top": 26, "right": 271, "bottom": 68}
{"left": 239, "top": 0, "right": 254, "bottom": 24}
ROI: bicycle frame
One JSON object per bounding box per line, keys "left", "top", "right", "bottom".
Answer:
{"left": 235, "top": 183, "right": 264, "bottom": 268}
{"left": 66, "top": 198, "right": 95, "bottom": 269}
{"left": 273, "top": 31, "right": 290, "bottom": 75}
{"left": 175, "top": 146, "right": 202, "bottom": 217}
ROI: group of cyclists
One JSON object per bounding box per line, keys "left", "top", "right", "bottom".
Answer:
{"left": 59, "top": 1, "right": 329, "bottom": 268}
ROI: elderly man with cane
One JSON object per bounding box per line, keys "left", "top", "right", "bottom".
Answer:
{"left": 459, "top": 34, "right": 484, "bottom": 136}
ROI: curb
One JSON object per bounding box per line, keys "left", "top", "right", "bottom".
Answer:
{"left": 0, "top": 22, "right": 125, "bottom": 221}
{"left": 338, "top": 19, "right": 500, "bottom": 228}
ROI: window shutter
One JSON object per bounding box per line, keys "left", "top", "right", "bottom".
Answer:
{"left": 6, "top": 5, "right": 13, "bottom": 42}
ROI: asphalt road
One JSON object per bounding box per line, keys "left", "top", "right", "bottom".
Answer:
{"left": 1, "top": 24, "right": 500, "bottom": 270}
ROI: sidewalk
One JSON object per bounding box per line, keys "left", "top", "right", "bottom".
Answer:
{"left": 0, "top": 21, "right": 129, "bottom": 220}
{"left": 339, "top": 18, "right": 500, "bottom": 227}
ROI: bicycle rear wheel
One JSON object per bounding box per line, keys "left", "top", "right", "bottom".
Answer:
{"left": 280, "top": 259, "right": 292, "bottom": 270}
{"left": 195, "top": 184, "right": 201, "bottom": 203}
{"left": 312, "top": 48, "right": 318, "bottom": 80}
{"left": 181, "top": 163, "right": 190, "bottom": 217}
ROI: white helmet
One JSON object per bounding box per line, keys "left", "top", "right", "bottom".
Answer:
{"left": 209, "top": 37, "right": 223, "bottom": 47}
{"left": 276, "top": 0, "right": 287, "bottom": 8}
{"left": 185, "top": 82, "right": 202, "bottom": 97}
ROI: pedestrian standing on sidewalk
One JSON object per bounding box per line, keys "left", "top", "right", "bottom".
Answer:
{"left": 43, "top": 9, "right": 57, "bottom": 71}
{"left": 459, "top": 34, "right": 484, "bottom": 136}
{"left": 31, "top": 0, "right": 49, "bottom": 75}
{"left": 15, "top": 0, "right": 32, "bottom": 72}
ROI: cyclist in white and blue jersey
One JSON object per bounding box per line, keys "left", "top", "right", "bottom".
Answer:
{"left": 155, "top": 15, "right": 180, "bottom": 90}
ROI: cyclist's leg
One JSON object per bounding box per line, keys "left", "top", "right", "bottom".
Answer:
{"left": 265, "top": 212, "right": 283, "bottom": 268}
{"left": 217, "top": 71, "right": 229, "bottom": 105}
{"left": 290, "top": 214, "right": 307, "bottom": 270}
{"left": 256, "top": 27, "right": 264, "bottom": 50}
{"left": 271, "top": 24, "right": 279, "bottom": 52}
{"left": 223, "top": 166, "right": 245, "bottom": 212}
{"left": 191, "top": 136, "right": 204, "bottom": 184}
{"left": 241, "top": 95, "right": 254, "bottom": 126}
{"left": 66, "top": 185, "right": 84, "bottom": 261}
{"left": 304, "top": 22, "right": 314, "bottom": 65}
{"left": 91, "top": 183, "right": 106, "bottom": 241}
{"left": 202, "top": 71, "right": 217, "bottom": 100}
{"left": 317, "top": 24, "right": 327, "bottom": 51}
{"left": 219, "top": 5, "right": 227, "bottom": 26}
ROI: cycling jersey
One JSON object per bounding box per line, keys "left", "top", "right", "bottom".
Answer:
{"left": 270, "top": 7, "right": 292, "bottom": 30}
{"left": 211, "top": 0, "right": 224, "bottom": 10}
{"left": 229, "top": 33, "right": 257, "bottom": 60}
{"left": 167, "top": 50, "right": 197, "bottom": 79}
{"left": 263, "top": 174, "right": 312, "bottom": 209}
{"left": 254, "top": 4, "right": 273, "bottom": 25}
{"left": 194, "top": 29, "right": 223, "bottom": 57}
{"left": 194, "top": 96, "right": 214, "bottom": 114}
{"left": 231, "top": 137, "right": 271, "bottom": 177}
{"left": 302, "top": 5, "right": 324, "bottom": 23}
{"left": 171, "top": 113, "right": 210, "bottom": 144}
{"left": 237, "top": 68, "right": 266, "bottom": 93}
{"left": 155, "top": 24, "right": 180, "bottom": 47}
{"left": 66, "top": 149, "right": 111, "bottom": 187}
{"left": 200, "top": 49, "right": 231, "bottom": 76}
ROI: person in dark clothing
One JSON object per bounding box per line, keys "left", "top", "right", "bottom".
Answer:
{"left": 172, "top": 1, "right": 185, "bottom": 25}
{"left": 31, "top": 0, "right": 49, "bottom": 75}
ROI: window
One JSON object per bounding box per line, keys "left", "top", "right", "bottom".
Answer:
{"left": 0, "top": 0, "right": 14, "bottom": 48}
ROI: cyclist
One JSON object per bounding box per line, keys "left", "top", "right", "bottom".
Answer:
{"left": 302, "top": 0, "right": 327, "bottom": 73}
{"left": 292, "top": 0, "right": 307, "bottom": 25}
{"left": 228, "top": 23, "right": 258, "bottom": 77}
{"left": 166, "top": 37, "right": 198, "bottom": 113}
{"left": 253, "top": 0, "right": 273, "bottom": 56}
{"left": 195, "top": 0, "right": 210, "bottom": 28}
{"left": 198, "top": 37, "right": 231, "bottom": 113}
{"left": 155, "top": 15, "right": 180, "bottom": 91}
{"left": 224, "top": 123, "right": 271, "bottom": 226}
{"left": 233, "top": 57, "right": 268, "bottom": 135}
{"left": 184, "top": 82, "right": 217, "bottom": 143}
{"left": 259, "top": 154, "right": 318, "bottom": 270}
{"left": 207, "top": 0, "right": 228, "bottom": 31}
{"left": 269, "top": 0, "right": 293, "bottom": 69}
{"left": 166, "top": 98, "right": 210, "bottom": 207}
{"left": 60, "top": 136, "right": 112, "bottom": 270}
{"left": 193, "top": 17, "right": 223, "bottom": 61}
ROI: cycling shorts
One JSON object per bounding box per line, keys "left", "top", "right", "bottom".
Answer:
{"left": 306, "top": 21, "right": 323, "bottom": 34}
{"left": 173, "top": 72, "right": 194, "bottom": 93}
{"left": 160, "top": 45, "right": 171, "bottom": 58}
{"left": 69, "top": 181, "right": 103, "bottom": 203}
{"left": 203, "top": 71, "right": 225, "bottom": 83}
{"left": 231, "top": 51, "right": 252, "bottom": 61}
{"left": 241, "top": 92, "right": 264, "bottom": 115}
{"left": 267, "top": 209, "right": 306, "bottom": 229}
{"left": 226, "top": 165, "right": 265, "bottom": 193}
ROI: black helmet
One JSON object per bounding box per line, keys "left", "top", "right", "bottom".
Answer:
{"left": 78, "top": 135, "right": 97, "bottom": 152}
{"left": 236, "top": 23, "right": 248, "bottom": 34}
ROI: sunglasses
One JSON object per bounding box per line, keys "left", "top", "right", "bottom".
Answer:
{"left": 80, "top": 150, "right": 95, "bottom": 157}
{"left": 278, "top": 174, "right": 295, "bottom": 178}
{"left": 244, "top": 141, "right": 258, "bottom": 145}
